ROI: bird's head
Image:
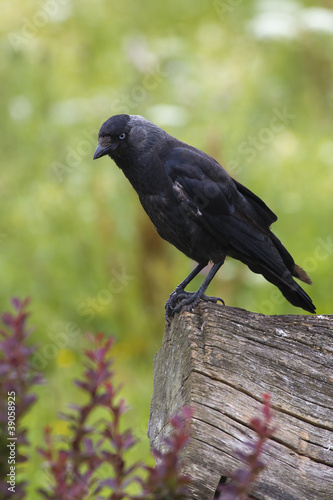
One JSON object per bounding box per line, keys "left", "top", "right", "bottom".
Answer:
{"left": 93, "top": 114, "right": 131, "bottom": 160}
{"left": 93, "top": 114, "right": 160, "bottom": 161}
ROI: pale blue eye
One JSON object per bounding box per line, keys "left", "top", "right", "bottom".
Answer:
{"left": 119, "top": 133, "right": 126, "bottom": 140}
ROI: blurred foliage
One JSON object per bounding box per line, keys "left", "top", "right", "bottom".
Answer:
{"left": 0, "top": 0, "right": 332, "bottom": 497}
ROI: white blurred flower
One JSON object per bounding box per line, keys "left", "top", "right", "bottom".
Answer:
{"left": 9, "top": 95, "right": 33, "bottom": 121}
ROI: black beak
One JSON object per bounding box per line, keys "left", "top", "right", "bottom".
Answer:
{"left": 93, "top": 143, "right": 114, "bottom": 160}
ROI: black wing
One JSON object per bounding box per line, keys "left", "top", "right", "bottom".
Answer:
{"left": 165, "top": 146, "right": 281, "bottom": 266}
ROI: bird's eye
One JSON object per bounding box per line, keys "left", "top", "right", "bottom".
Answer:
{"left": 119, "top": 133, "right": 126, "bottom": 140}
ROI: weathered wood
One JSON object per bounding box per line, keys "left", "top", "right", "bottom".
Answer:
{"left": 148, "top": 304, "right": 333, "bottom": 500}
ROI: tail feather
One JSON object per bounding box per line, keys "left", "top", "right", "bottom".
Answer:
{"left": 278, "top": 280, "right": 316, "bottom": 314}
{"left": 246, "top": 256, "right": 316, "bottom": 314}
{"left": 230, "top": 230, "right": 316, "bottom": 314}
{"left": 269, "top": 231, "right": 313, "bottom": 285}
{"left": 261, "top": 262, "right": 316, "bottom": 314}
{"left": 293, "top": 264, "right": 313, "bottom": 285}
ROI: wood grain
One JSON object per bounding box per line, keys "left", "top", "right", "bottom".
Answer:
{"left": 148, "top": 304, "right": 333, "bottom": 500}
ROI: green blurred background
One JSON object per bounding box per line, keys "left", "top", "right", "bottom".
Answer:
{"left": 1, "top": 0, "right": 333, "bottom": 496}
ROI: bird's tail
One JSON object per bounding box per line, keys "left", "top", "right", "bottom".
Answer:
{"left": 267, "top": 231, "right": 316, "bottom": 313}
{"left": 254, "top": 263, "right": 316, "bottom": 314}
{"left": 277, "top": 279, "right": 316, "bottom": 314}
{"left": 269, "top": 231, "right": 313, "bottom": 284}
{"left": 243, "top": 232, "right": 316, "bottom": 314}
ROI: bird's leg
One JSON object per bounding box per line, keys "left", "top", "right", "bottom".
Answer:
{"left": 165, "top": 262, "right": 207, "bottom": 319}
{"left": 165, "top": 261, "right": 225, "bottom": 320}
{"left": 174, "top": 261, "right": 225, "bottom": 314}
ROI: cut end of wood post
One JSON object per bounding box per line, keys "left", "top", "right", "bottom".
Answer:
{"left": 148, "top": 303, "right": 333, "bottom": 500}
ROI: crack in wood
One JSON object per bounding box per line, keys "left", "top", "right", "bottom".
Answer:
{"left": 191, "top": 368, "right": 333, "bottom": 431}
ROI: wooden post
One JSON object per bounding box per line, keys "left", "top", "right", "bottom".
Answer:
{"left": 148, "top": 303, "right": 333, "bottom": 500}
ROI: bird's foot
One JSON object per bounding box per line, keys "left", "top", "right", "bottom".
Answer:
{"left": 165, "top": 286, "right": 188, "bottom": 320}
{"left": 165, "top": 288, "right": 224, "bottom": 321}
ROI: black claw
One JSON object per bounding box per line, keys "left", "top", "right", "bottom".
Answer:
{"left": 201, "top": 295, "right": 225, "bottom": 306}
{"left": 165, "top": 290, "right": 225, "bottom": 320}
{"left": 165, "top": 288, "right": 191, "bottom": 320}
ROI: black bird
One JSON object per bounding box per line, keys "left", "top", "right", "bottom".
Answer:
{"left": 93, "top": 114, "right": 316, "bottom": 318}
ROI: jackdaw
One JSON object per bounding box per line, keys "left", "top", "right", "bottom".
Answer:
{"left": 93, "top": 114, "right": 316, "bottom": 318}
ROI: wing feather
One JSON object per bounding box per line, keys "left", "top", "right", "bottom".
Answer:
{"left": 165, "top": 145, "right": 283, "bottom": 272}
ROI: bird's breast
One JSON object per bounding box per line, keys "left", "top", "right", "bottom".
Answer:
{"left": 140, "top": 191, "right": 195, "bottom": 251}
